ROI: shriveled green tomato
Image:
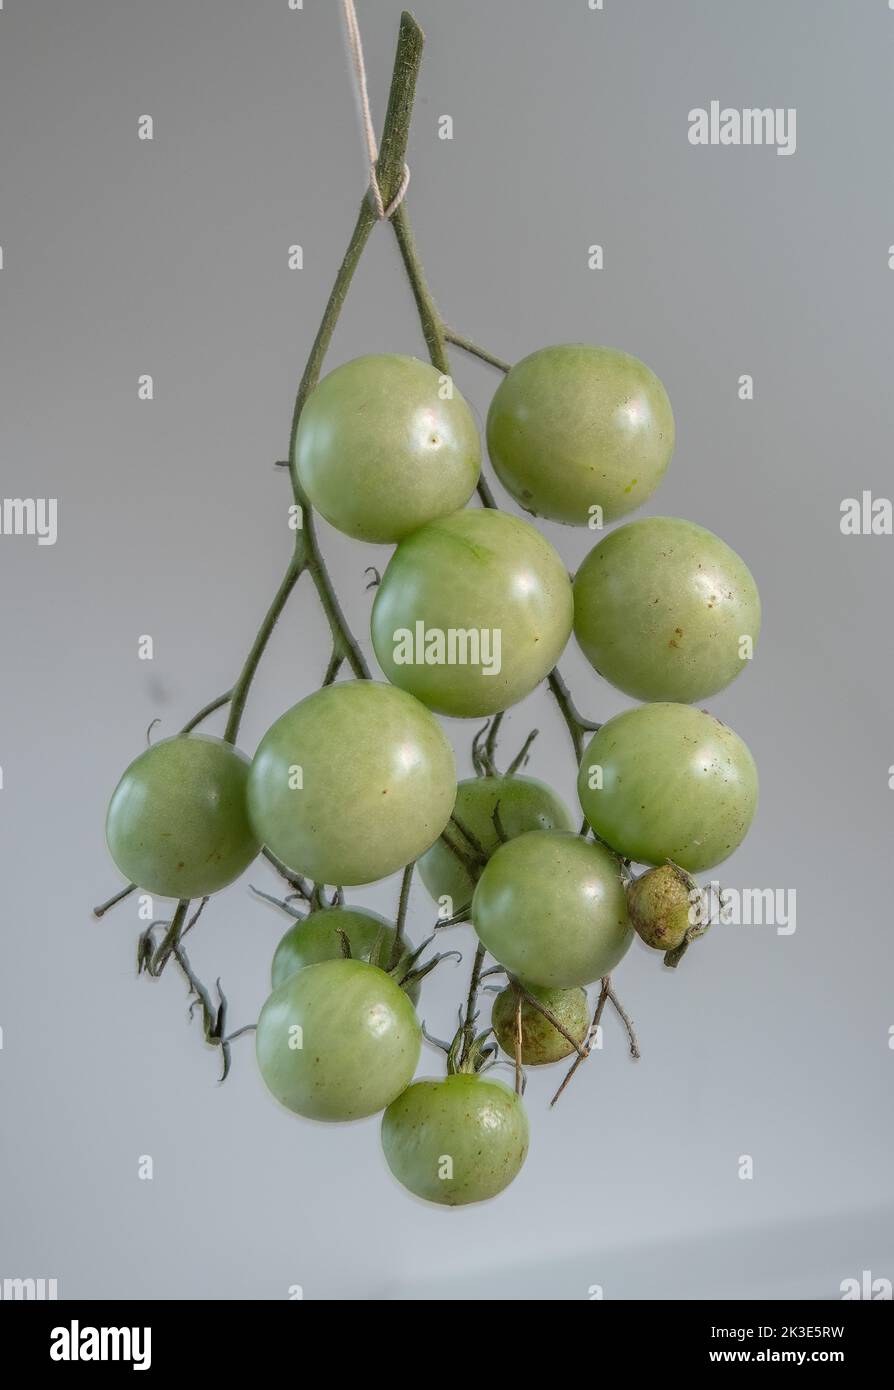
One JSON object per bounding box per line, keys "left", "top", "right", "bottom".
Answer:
{"left": 491, "top": 982, "right": 589, "bottom": 1066}
{"left": 471, "top": 830, "right": 632, "bottom": 988}
{"left": 381, "top": 1074, "right": 529, "bottom": 1205}
{"left": 371, "top": 509, "right": 573, "bottom": 717}
{"left": 256, "top": 959, "right": 421, "bottom": 1122}
{"left": 247, "top": 681, "right": 456, "bottom": 885}
{"left": 417, "top": 774, "right": 574, "bottom": 913}
{"left": 573, "top": 517, "right": 761, "bottom": 702}
{"left": 627, "top": 863, "right": 694, "bottom": 951}
{"left": 578, "top": 703, "right": 758, "bottom": 872}
{"left": 486, "top": 345, "right": 674, "bottom": 525}
{"left": 105, "top": 734, "right": 259, "bottom": 898}
{"left": 271, "top": 907, "right": 399, "bottom": 987}
{"left": 294, "top": 354, "right": 480, "bottom": 543}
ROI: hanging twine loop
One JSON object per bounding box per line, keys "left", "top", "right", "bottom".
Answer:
{"left": 341, "top": 0, "right": 411, "bottom": 219}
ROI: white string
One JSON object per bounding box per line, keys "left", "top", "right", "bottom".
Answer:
{"left": 341, "top": 0, "right": 410, "bottom": 219}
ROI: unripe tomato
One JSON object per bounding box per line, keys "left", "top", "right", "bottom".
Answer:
{"left": 294, "top": 354, "right": 480, "bottom": 543}
{"left": 627, "top": 864, "right": 694, "bottom": 950}
{"left": 471, "top": 830, "right": 632, "bottom": 988}
{"left": 573, "top": 517, "right": 760, "bottom": 702}
{"left": 491, "top": 982, "right": 589, "bottom": 1065}
{"left": 105, "top": 734, "right": 259, "bottom": 898}
{"left": 256, "top": 959, "right": 421, "bottom": 1122}
{"left": 371, "top": 509, "right": 573, "bottom": 717}
{"left": 486, "top": 345, "right": 674, "bottom": 525}
{"left": 381, "top": 1074, "right": 529, "bottom": 1205}
{"left": 578, "top": 704, "right": 758, "bottom": 872}
{"left": 271, "top": 906, "right": 399, "bottom": 987}
{"left": 247, "top": 681, "right": 456, "bottom": 885}
{"left": 417, "top": 773, "right": 574, "bottom": 913}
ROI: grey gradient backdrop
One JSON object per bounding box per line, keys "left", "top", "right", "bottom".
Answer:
{"left": 1, "top": 0, "right": 892, "bottom": 1299}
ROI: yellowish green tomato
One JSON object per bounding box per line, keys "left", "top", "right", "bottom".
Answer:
{"left": 294, "top": 354, "right": 481, "bottom": 543}
{"left": 578, "top": 704, "right": 758, "bottom": 872}
{"left": 417, "top": 774, "right": 575, "bottom": 913}
{"left": 471, "top": 830, "right": 632, "bottom": 988}
{"left": 247, "top": 681, "right": 456, "bottom": 886}
{"left": 573, "top": 517, "right": 761, "bottom": 702}
{"left": 627, "top": 864, "right": 695, "bottom": 950}
{"left": 371, "top": 509, "right": 573, "bottom": 717}
{"left": 486, "top": 345, "right": 674, "bottom": 525}
{"left": 256, "top": 959, "right": 421, "bottom": 1122}
{"left": 381, "top": 1074, "right": 529, "bottom": 1205}
{"left": 105, "top": 734, "right": 259, "bottom": 899}
{"left": 271, "top": 907, "right": 399, "bottom": 987}
{"left": 491, "top": 983, "right": 590, "bottom": 1066}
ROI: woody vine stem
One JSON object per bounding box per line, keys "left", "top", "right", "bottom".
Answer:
{"left": 93, "top": 11, "right": 636, "bottom": 1093}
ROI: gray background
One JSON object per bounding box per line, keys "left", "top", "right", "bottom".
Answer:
{"left": 1, "top": 0, "right": 892, "bottom": 1300}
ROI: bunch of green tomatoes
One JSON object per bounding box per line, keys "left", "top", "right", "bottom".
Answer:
{"left": 105, "top": 344, "right": 760, "bottom": 1206}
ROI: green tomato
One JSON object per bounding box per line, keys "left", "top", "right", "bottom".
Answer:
{"left": 491, "top": 983, "right": 590, "bottom": 1066}
{"left": 381, "top": 1074, "right": 529, "bottom": 1205}
{"left": 371, "top": 509, "right": 573, "bottom": 718}
{"left": 573, "top": 516, "right": 761, "bottom": 702}
{"left": 486, "top": 344, "right": 674, "bottom": 525}
{"left": 294, "top": 354, "right": 481, "bottom": 543}
{"left": 247, "top": 681, "right": 456, "bottom": 886}
{"left": 471, "top": 830, "right": 632, "bottom": 988}
{"left": 271, "top": 907, "right": 420, "bottom": 1005}
{"left": 627, "top": 864, "right": 694, "bottom": 951}
{"left": 578, "top": 703, "right": 758, "bottom": 872}
{"left": 105, "top": 734, "right": 259, "bottom": 898}
{"left": 417, "top": 774, "right": 575, "bottom": 914}
{"left": 256, "top": 958, "right": 421, "bottom": 1122}
{"left": 271, "top": 907, "right": 398, "bottom": 986}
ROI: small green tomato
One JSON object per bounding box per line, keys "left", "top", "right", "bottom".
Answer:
{"left": 491, "top": 983, "right": 589, "bottom": 1066}
{"left": 381, "top": 1074, "right": 529, "bottom": 1205}
{"left": 256, "top": 959, "right": 421, "bottom": 1122}
{"left": 627, "top": 864, "right": 695, "bottom": 951}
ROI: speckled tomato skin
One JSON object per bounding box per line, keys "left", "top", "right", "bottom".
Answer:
{"left": 491, "top": 983, "right": 590, "bottom": 1065}
{"left": 105, "top": 734, "right": 259, "bottom": 899}
{"left": 381, "top": 1074, "right": 529, "bottom": 1205}
{"left": 247, "top": 681, "right": 456, "bottom": 886}
{"left": 294, "top": 355, "right": 481, "bottom": 543}
{"left": 256, "top": 959, "right": 421, "bottom": 1122}
{"left": 486, "top": 344, "right": 674, "bottom": 525}
{"left": 627, "top": 864, "right": 694, "bottom": 950}
{"left": 578, "top": 704, "right": 758, "bottom": 872}
{"left": 417, "top": 774, "right": 575, "bottom": 913}
{"left": 574, "top": 516, "right": 760, "bottom": 702}
{"left": 371, "top": 509, "right": 573, "bottom": 718}
{"left": 471, "top": 830, "right": 632, "bottom": 988}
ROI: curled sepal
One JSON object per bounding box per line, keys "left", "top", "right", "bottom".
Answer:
{"left": 447, "top": 1025, "right": 498, "bottom": 1076}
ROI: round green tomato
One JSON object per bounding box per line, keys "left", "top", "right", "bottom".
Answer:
{"left": 371, "top": 509, "right": 573, "bottom": 718}
{"left": 294, "top": 354, "right": 480, "bottom": 543}
{"left": 105, "top": 734, "right": 259, "bottom": 898}
{"left": 627, "top": 864, "right": 694, "bottom": 951}
{"left": 578, "top": 703, "right": 758, "bottom": 872}
{"left": 417, "top": 774, "right": 574, "bottom": 914}
{"left": 471, "top": 830, "right": 632, "bottom": 988}
{"left": 271, "top": 907, "right": 398, "bottom": 986}
{"left": 247, "top": 681, "right": 456, "bottom": 886}
{"left": 381, "top": 1074, "right": 529, "bottom": 1205}
{"left": 256, "top": 958, "right": 421, "bottom": 1122}
{"left": 573, "top": 516, "right": 761, "bottom": 702}
{"left": 486, "top": 344, "right": 674, "bottom": 525}
{"left": 491, "top": 983, "right": 589, "bottom": 1066}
